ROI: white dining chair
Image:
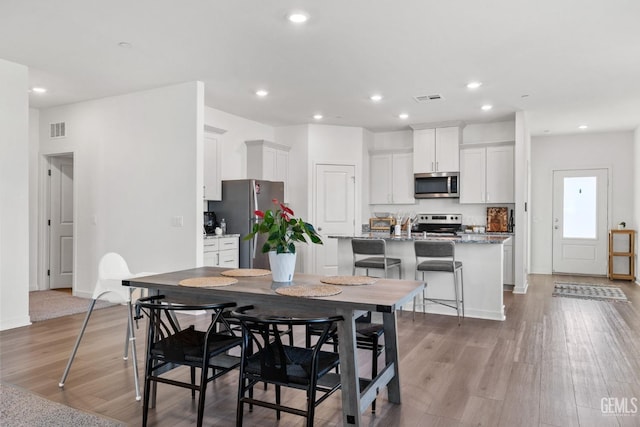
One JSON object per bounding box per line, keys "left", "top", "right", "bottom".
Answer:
{"left": 58, "top": 252, "right": 153, "bottom": 401}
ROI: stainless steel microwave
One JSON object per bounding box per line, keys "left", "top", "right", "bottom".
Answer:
{"left": 414, "top": 172, "right": 460, "bottom": 198}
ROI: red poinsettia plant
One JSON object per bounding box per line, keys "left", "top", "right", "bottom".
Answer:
{"left": 245, "top": 199, "right": 322, "bottom": 254}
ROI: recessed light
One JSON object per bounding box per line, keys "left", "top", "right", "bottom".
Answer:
{"left": 466, "top": 81, "right": 482, "bottom": 89}
{"left": 288, "top": 12, "right": 309, "bottom": 23}
{"left": 31, "top": 87, "right": 47, "bottom": 94}
{"left": 481, "top": 104, "right": 493, "bottom": 111}
{"left": 398, "top": 113, "right": 409, "bottom": 120}
{"left": 255, "top": 89, "right": 269, "bottom": 97}
{"left": 578, "top": 124, "right": 588, "bottom": 129}
{"left": 313, "top": 114, "right": 323, "bottom": 120}
{"left": 370, "top": 94, "right": 383, "bottom": 102}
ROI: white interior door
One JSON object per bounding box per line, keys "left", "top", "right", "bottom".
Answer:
{"left": 552, "top": 169, "right": 608, "bottom": 275}
{"left": 50, "top": 156, "right": 74, "bottom": 288}
{"left": 314, "top": 164, "right": 355, "bottom": 275}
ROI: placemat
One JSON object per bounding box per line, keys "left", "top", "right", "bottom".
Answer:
{"left": 220, "top": 268, "right": 271, "bottom": 277}
{"left": 275, "top": 284, "right": 342, "bottom": 298}
{"left": 320, "top": 275, "right": 378, "bottom": 286}
{"left": 178, "top": 276, "right": 238, "bottom": 287}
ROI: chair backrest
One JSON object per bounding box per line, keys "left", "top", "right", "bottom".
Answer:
{"left": 136, "top": 295, "right": 238, "bottom": 351}
{"left": 98, "top": 252, "right": 132, "bottom": 280}
{"left": 414, "top": 240, "right": 455, "bottom": 259}
{"left": 352, "top": 238, "right": 386, "bottom": 256}
{"left": 232, "top": 306, "right": 343, "bottom": 383}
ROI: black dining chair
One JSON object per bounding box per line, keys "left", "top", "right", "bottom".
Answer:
{"left": 135, "top": 295, "right": 242, "bottom": 427}
{"left": 305, "top": 312, "right": 384, "bottom": 413}
{"left": 232, "top": 306, "right": 343, "bottom": 427}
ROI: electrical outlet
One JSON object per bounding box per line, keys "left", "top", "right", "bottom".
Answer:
{"left": 172, "top": 216, "right": 183, "bottom": 227}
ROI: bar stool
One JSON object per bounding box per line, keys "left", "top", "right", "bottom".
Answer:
{"left": 413, "top": 240, "right": 464, "bottom": 324}
{"left": 352, "top": 238, "right": 402, "bottom": 279}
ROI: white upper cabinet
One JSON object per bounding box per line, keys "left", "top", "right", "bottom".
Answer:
{"left": 203, "top": 135, "right": 221, "bottom": 200}
{"left": 246, "top": 140, "right": 290, "bottom": 202}
{"left": 459, "top": 147, "right": 485, "bottom": 203}
{"left": 413, "top": 126, "right": 461, "bottom": 173}
{"left": 460, "top": 144, "right": 514, "bottom": 204}
{"left": 486, "top": 145, "right": 514, "bottom": 203}
{"left": 370, "top": 150, "right": 415, "bottom": 205}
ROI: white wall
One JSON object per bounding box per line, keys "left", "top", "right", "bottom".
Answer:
{"left": 514, "top": 112, "right": 530, "bottom": 293}
{"left": 28, "top": 109, "right": 40, "bottom": 290}
{"left": 530, "top": 131, "right": 635, "bottom": 274}
{"left": 36, "top": 82, "right": 204, "bottom": 298}
{"left": 634, "top": 126, "right": 640, "bottom": 285}
{"left": 204, "top": 106, "right": 274, "bottom": 181}
{"left": 0, "top": 59, "right": 30, "bottom": 330}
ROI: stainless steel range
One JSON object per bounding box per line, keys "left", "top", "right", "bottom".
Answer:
{"left": 414, "top": 213, "right": 462, "bottom": 235}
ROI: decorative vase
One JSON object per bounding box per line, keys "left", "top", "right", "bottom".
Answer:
{"left": 269, "top": 252, "right": 297, "bottom": 282}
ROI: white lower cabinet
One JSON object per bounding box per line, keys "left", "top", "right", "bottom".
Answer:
{"left": 503, "top": 238, "right": 514, "bottom": 285}
{"left": 203, "top": 236, "right": 239, "bottom": 268}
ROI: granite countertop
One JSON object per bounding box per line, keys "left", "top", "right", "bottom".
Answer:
{"left": 328, "top": 232, "right": 511, "bottom": 244}
{"left": 204, "top": 233, "right": 241, "bottom": 239}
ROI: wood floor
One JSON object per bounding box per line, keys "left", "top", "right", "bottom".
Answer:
{"left": 2, "top": 274, "right": 639, "bottom": 426}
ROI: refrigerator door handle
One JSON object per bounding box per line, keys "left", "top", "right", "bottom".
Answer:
{"left": 251, "top": 180, "right": 259, "bottom": 261}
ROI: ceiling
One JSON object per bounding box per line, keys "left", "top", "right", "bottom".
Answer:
{"left": 1, "top": 0, "right": 639, "bottom": 135}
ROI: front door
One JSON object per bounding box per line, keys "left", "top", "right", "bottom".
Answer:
{"left": 552, "top": 168, "right": 608, "bottom": 275}
{"left": 314, "top": 164, "right": 356, "bottom": 275}
{"left": 49, "top": 155, "right": 74, "bottom": 288}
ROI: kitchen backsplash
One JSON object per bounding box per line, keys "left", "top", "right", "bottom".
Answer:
{"left": 368, "top": 200, "right": 515, "bottom": 228}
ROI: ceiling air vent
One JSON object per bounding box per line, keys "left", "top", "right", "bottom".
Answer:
{"left": 413, "top": 94, "right": 444, "bottom": 103}
{"left": 50, "top": 122, "right": 66, "bottom": 138}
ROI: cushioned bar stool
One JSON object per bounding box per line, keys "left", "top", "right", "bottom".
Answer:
{"left": 413, "top": 240, "right": 464, "bottom": 324}
{"left": 352, "top": 238, "right": 402, "bottom": 279}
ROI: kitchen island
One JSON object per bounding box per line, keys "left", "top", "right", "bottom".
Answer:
{"left": 329, "top": 233, "right": 512, "bottom": 321}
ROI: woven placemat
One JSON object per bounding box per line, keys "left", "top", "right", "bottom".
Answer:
{"left": 178, "top": 276, "right": 238, "bottom": 287}
{"left": 220, "top": 268, "right": 271, "bottom": 277}
{"left": 320, "top": 275, "right": 378, "bottom": 286}
{"left": 275, "top": 284, "right": 342, "bottom": 298}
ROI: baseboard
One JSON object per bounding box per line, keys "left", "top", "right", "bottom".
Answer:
{"left": 0, "top": 315, "right": 32, "bottom": 331}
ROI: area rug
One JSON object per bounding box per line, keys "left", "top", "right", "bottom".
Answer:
{"left": 0, "top": 382, "right": 125, "bottom": 427}
{"left": 29, "top": 290, "right": 116, "bottom": 322}
{"left": 552, "top": 282, "right": 629, "bottom": 302}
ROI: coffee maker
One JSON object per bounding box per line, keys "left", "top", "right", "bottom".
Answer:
{"left": 203, "top": 211, "right": 218, "bottom": 234}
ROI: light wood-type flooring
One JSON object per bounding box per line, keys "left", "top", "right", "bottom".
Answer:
{"left": 2, "top": 274, "right": 639, "bottom": 426}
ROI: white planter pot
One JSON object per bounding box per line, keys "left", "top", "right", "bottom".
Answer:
{"left": 269, "top": 252, "right": 297, "bottom": 282}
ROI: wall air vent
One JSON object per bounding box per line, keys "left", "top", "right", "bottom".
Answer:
{"left": 413, "top": 94, "right": 444, "bottom": 103}
{"left": 50, "top": 122, "right": 66, "bottom": 138}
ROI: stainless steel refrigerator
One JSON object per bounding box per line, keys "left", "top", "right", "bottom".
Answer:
{"left": 208, "top": 179, "right": 284, "bottom": 269}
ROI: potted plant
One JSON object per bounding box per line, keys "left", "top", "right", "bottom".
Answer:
{"left": 245, "top": 199, "right": 322, "bottom": 282}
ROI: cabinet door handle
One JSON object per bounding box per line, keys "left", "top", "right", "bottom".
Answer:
{"left": 203, "top": 185, "right": 206, "bottom": 199}
{"left": 436, "top": 161, "right": 439, "bottom": 171}
{"left": 431, "top": 161, "right": 434, "bottom": 171}
{"left": 486, "top": 192, "right": 490, "bottom": 202}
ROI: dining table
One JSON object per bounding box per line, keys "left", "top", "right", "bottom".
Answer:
{"left": 123, "top": 267, "right": 424, "bottom": 426}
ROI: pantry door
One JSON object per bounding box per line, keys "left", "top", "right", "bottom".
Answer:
{"left": 552, "top": 169, "right": 608, "bottom": 275}
{"left": 314, "top": 164, "right": 356, "bottom": 275}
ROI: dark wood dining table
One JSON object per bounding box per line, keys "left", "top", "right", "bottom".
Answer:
{"left": 123, "top": 267, "right": 424, "bottom": 426}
